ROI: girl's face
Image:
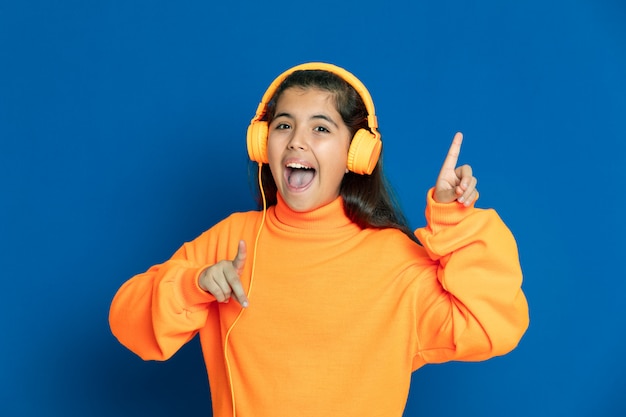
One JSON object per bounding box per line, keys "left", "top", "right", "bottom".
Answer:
{"left": 267, "top": 87, "right": 352, "bottom": 212}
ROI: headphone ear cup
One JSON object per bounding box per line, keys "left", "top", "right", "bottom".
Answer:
{"left": 247, "top": 121, "right": 269, "bottom": 164}
{"left": 347, "top": 129, "right": 382, "bottom": 175}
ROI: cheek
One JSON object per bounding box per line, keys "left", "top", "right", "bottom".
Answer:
{"left": 266, "top": 135, "right": 289, "bottom": 189}
{"left": 325, "top": 142, "right": 351, "bottom": 178}
{"left": 266, "top": 135, "right": 281, "bottom": 166}
{"left": 336, "top": 137, "right": 352, "bottom": 165}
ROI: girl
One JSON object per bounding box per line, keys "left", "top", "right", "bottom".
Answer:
{"left": 109, "top": 62, "right": 529, "bottom": 417}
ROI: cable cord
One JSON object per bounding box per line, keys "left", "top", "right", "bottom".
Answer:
{"left": 224, "top": 162, "right": 267, "bottom": 417}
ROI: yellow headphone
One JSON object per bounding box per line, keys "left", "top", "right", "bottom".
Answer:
{"left": 246, "top": 62, "right": 382, "bottom": 175}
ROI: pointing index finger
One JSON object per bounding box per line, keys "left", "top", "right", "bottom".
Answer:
{"left": 230, "top": 240, "right": 249, "bottom": 308}
{"left": 232, "top": 240, "right": 247, "bottom": 272}
{"left": 440, "top": 132, "right": 464, "bottom": 173}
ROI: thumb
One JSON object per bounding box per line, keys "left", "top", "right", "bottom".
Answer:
{"left": 433, "top": 187, "right": 458, "bottom": 204}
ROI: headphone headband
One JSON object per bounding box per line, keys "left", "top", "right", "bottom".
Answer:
{"left": 251, "top": 62, "right": 380, "bottom": 140}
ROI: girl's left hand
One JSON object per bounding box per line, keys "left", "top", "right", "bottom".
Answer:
{"left": 433, "top": 132, "right": 478, "bottom": 207}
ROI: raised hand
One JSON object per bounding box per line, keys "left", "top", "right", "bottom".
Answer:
{"left": 433, "top": 132, "right": 478, "bottom": 207}
{"left": 198, "top": 240, "right": 249, "bottom": 308}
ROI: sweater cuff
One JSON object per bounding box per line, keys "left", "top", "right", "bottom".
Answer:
{"left": 422, "top": 187, "right": 478, "bottom": 234}
{"left": 177, "top": 265, "right": 216, "bottom": 307}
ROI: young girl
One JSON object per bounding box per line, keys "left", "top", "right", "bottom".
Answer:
{"left": 109, "top": 62, "right": 529, "bottom": 417}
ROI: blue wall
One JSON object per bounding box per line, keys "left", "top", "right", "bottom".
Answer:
{"left": 1, "top": 1, "right": 625, "bottom": 416}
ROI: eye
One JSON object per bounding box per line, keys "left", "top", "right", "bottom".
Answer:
{"left": 314, "top": 126, "right": 330, "bottom": 133}
{"left": 275, "top": 123, "right": 291, "bottom": 130}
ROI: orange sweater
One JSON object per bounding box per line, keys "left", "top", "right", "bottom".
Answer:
{"left": 109, "top": 190, "right": 528, "bottom": 417}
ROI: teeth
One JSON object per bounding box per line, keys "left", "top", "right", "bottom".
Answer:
{"left": 286, "top": 162, "right": 313, "bottom": 169}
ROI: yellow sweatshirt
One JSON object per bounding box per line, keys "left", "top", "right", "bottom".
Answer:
{"left": 109, "top": 189, "right": 529, "bottom": 417}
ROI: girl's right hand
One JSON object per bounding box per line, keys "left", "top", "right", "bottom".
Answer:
{"left": 198, "top": 240, "right": 249, "bottom": 308}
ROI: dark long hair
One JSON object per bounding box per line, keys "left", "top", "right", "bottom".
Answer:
{"left": 249, "top": 69, "right": 419, "bottom": 244}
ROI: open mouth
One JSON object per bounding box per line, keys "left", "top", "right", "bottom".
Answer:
{"left": 285, "top": 162, "right": 316, "bottom": 190}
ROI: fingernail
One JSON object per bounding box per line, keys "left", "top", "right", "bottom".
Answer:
{"left": 242, "top": 301, "right": 249, "bottom": 308}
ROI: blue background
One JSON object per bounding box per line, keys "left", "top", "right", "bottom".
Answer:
{"left": 1, "top": 1, "right": 625, "bottom": 416}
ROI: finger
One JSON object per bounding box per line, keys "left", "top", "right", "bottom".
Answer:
{"left": 458, "top": 177, "right": 478, "bottom": 205}
{"left": 454, "top": 164, "right": 474, "bottom": 192}
{"left": 202, "top": 269, "right": 231, "bottom": 302}
{"left": 459, "top": 187, "right": 478, "bottom": 206}
{"left": 224, "top": 269, "right": 249, "bottom": 308}
{"left": 214, "top": 265, "right": 236, "bottom": 302}
{"left": 439, "top": 132, "right": 464, "bottom": 174}
{"left": 229, "top": 240, "right": 249, "bottom": 307}
{"left": 232, "top": 240, "right": 247, "bottom": 273}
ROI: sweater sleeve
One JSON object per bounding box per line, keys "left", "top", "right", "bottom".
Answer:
{"left": 109, "top": 236, "right": 218, "bottom": 361}
{"left": 412, "top": 188, "right": 529, "bottom": 365}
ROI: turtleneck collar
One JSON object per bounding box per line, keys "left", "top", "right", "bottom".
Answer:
{"left": 270, "top": 193, "right": 356, "bottom": 231}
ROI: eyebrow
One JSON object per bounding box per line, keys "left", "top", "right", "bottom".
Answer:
{"left": 274, "top": 112, "right": 339, "bottom": 128}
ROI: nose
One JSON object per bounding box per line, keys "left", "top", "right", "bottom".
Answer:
{"left": 287, "top": 127, "right": 308, "bottom": 151}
